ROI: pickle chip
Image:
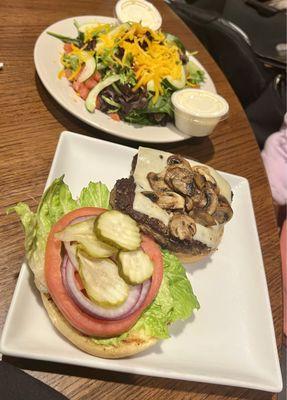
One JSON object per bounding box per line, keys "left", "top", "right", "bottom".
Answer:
{"left": 78, "top": 252, "right": 129, "bottom": 307}
{"left": 94, "top": 210, "right": 141, "bottom": 251}
{"left": 55, "top": 218, "right": 95, "bottom": 241}
{"left": 118, "top": 249, "right": 154, "bottom": 285}
{"left": 55, "top": 218, "right": 117, "bottom": 258}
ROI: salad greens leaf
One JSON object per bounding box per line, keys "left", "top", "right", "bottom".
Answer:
{"left": 9, "top": 177, "right": 110, "bottom": 291}
{"left": 187, "top": 60, "right": 205, "bottom": 85}
{"left": 47, "top": 31, "right": 82, "bottom": 47}
{"left": 147, "top": 94, "right": 173, "bottom": 117}
{"left": 124, "top": 91, "right": 174, "bottom": 125}
{"left": 124, "top": 110, "right": 154, "bottom": 126}
{"left": 62, "top": 54, "right": 80, "bottom": 71}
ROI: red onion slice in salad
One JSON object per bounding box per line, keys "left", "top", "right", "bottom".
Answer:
{"left": 63, "top": 257, "right": 144, "bottom": 320}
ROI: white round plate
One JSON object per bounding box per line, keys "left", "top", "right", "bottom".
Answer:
{"left": 34, "top": 16, "right": 216, "bottom": 143}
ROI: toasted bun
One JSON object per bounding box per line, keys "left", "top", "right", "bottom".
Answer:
{"left": 174, "top": 224, "right": 224, "bottom": 264}
{"left": 41, "top": 293, "right": 157, "bottom": 359}
{"left": 175, "top": 250, "right": 214, "bottom": 264}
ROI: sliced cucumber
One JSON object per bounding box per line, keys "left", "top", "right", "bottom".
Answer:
{"left": 78, "top": 251, "right": 129, "bottom": 307}
{"left": 166, "top": 65, "right": 186, "bottom": 90}
{"left": 94, "top": 210, "right": 141, "bottom": 251}
{"left": 55, "top": 218, "right": 95, "bottom": 241}
{"left": 78, "top": 22, "right": 101, "bottom": 34}
{"left": 165, "top": 33, "right": 186, "bottom": 53}
{"left": 85, "top": 75, "right": 120, "bottom": 113}
{"left": 147, "top": 79, "right": 155, "bottom": 92}
{"left": 118, "top": 249, "right": 154, "bottom": 285}
{"left": 77, "top": 234, "right": 117, "bottom": 258}
{"left": 78, "top": 57, "right": 96, "bottom": 83}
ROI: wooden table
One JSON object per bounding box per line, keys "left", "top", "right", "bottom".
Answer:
{"left": 0, "top": 0, "right": 283, "bottom": 399}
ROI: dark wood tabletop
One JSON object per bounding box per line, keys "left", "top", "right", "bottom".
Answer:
{"left": 0, "top": 0, "right": 283, "bottom": 399}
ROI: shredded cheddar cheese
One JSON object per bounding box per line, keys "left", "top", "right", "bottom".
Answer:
{"left": 96, "top": 23, "right": 183, "bottom": 102}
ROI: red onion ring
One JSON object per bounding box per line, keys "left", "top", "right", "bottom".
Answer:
{"left": 64, "top": 241, "right": 79, "bottom": 270}
{"left": 63, "top": 257, "right": 143, "bottom": 320}
{"left": 69, "top": 215, "right": 96, "bottom": 225}
{"left": 124, "top": 278, "right": 151, "bottom": 316}
{"left": 60, "top": 213, "right": 152, "bottom": 321}
{"left": 63, "top": 215, "right": 96, "bottom": 271}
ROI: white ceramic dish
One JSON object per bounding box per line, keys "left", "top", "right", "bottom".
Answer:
{"left": 34, "top": 16, "right": 216, "bottom": 143}
{"left": 0, "top": 131, "right": 282, "bottom": 392}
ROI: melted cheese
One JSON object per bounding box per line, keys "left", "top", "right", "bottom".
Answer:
{"left": 133, "top": 147, "right": 232, "bottom": 248}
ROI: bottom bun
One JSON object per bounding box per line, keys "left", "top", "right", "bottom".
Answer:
{"left": 174, "top": 250, "right": 215, "bottom": 264}
{"left": 41, "top": 293, "right": 157, "bottom": 359}
{"left": 173, "top": 225, "right": 224, "bottom": 264}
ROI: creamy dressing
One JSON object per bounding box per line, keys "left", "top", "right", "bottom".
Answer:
{"left": 115, "top": 0, "right": 162, "bottom": 31}
{"left": 172, "top": 89, "right": 229, "bottom": 118}
{"left": 132, "top": 147, "right": 232, "bottom": 248}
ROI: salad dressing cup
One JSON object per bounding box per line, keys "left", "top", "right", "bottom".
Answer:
{"left": 171, "top": 89, "right": 229, "bottom": 137}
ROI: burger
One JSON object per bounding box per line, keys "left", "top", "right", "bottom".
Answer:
{"left": 10, "top": 177, "right": 199, "bottom": 358}
{"left": 110, "top": 147, "right": 234, "bottom": 263}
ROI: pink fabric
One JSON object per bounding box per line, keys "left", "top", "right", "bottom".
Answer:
{"left": 261, "top": 114, "right": 287, "bottom": 206}
{"left": 281, "top": 220, "right": 287, "bottom": 341}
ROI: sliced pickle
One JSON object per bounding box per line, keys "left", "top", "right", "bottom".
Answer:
{"left": 78, "top": 251, "right": 129, "bottom": 307}
{"left": 77, "top": 235, "right": 117, "bottom": 258}
{"left": 118, "top": 249, "right": 154, "bottom": 285}
{"left": 94, "top": 210, "right": 141, "bottom": 251}
{"left": 55, "top": 218, "right": 95, "bottom": 241}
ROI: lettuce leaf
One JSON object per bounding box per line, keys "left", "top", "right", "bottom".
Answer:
{"left": 92, "top": 250, "right": 200, "bottom": 346}
{"left": 79, "top": 182, "right": 110, "bottom": 209}
{"left": 8, "top": 176, "right": 109, "bottom": 291}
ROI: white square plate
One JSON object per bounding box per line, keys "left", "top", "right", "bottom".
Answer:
{"left": 0, "top": 131, "right": 282, "bottom": 392}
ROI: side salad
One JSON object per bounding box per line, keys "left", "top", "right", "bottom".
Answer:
{"left": 48, "top": 21, "right": 205, "bottom": 126}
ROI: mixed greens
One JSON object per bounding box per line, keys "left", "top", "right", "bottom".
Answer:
{"left": 48, "top": 21, "right": 205, "bottom": 126}
{"left": 9, "top": 177, "right": 199, "bottom": 343}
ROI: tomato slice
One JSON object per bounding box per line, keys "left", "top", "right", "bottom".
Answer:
{"left": 45, "top": 207, "right": 163, "bottom": 337}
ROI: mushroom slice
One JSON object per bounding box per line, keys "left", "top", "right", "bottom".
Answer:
{"left": 194, "top": 172, "right": 206, "bottom": 190}
{"left": 191, "top": 190, "right": 208, "bottom": 208}
{"left": 203, "top": 187, "right": 218, "bottom": 215}
{"left": 213, "top": 195, "right": 233, "bottom": 224}
{"left": 142, "top": 191, "right": 185, "bottom": 210}
{"left": 147, "top": 171, "right": 170, "bottom": 192}
{"left": 192, "top": 166, "right": 216, "bottom": 184}
{"left": 156, "top": 192, "right": 185, "bottom": 210}
{"left": 164, "top": 166, "right": 196, "bottom": 195}
{"left": 141, "top": 191, "right": 159, "bottom": 202}
{"left": 185, "top": 196, "right": 194, "bottom": 212}
{"left": 169, "top": 214, "right": 196, "bottom": 241}
{"left": 167, "top": 154, "right": 192, "bottom": 169}
{"left": 190, "top": 209, "right": 217, "bottom": 227}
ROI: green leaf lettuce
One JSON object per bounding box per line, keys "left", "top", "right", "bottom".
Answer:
{"left": 8, "top": 176, "right": 109, "bottom": 291}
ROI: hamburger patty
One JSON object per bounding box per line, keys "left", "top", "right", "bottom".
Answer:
{"left": 110, "top": 177, "right": 210, "bottom": 255}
